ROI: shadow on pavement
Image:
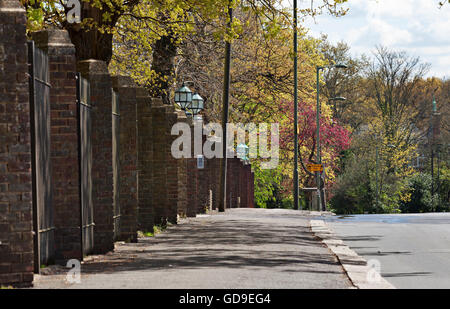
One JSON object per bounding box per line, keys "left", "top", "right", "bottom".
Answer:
{"left": 77, "top": 218, "right": 344, "bottom": 276}
{"left": 382, "top": 272, "right": 432, "bottom": 278}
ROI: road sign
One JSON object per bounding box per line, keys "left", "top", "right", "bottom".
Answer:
{"left": 306, "top": 163, "right": 323, "bottom": 172}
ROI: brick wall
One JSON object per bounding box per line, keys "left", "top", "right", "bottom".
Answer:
{"left": 249, "top": 169, "right": 255, "bottom": 208}
{"left": 226, "top": 158, "right": 239, "bottom": 208}
{"left": 196, "top": 131, "right": 209, "bottom": 213}
{"left": 239, "top": 160, "right": 249, "bottom": 208}
{"left": 244, "top": 164, "right": 253, "bottom": 208}
{"left": 112, "top": 76, "right": 138, "bottom": 243}
{"left": 136, "top": 90, "right": 154, "bottom": 232}
{"left": 210, "top": 158, "right": 221, "bottom": 211}
{"left": 31, "top": 29, "right": 82, "bottom": 262}
{"left": 0, "top": 2, "right": 259, "bottom": 287}
{"left": 165, "top": 105, "right": 179, "bottom": 224}
{"left": 151, "top": 100, "right": 169, "bottom": 226}
{"left": 77, "top": 60, "right": 114, "bottom": 254}
{"left": 176, "top": 112, "right": 188, "bottom": 217}
{"left": 0, "top": 0, "right": 34, "bottom": 287}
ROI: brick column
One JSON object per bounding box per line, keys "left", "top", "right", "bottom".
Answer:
{"left": 204, "top": 157, "right": 213, "bottom": 212}
{"left": 209, "top": 158, "right": 220, "bottom": 211}
{"left": 176, "top": 112, "right": 188, "bottom": 217}
{"left": 31, "top": 29, "right": 82, "bottom": 262}
{"left": 186, "top": 157, "right": 198, "bottom": 217}
{"left": 165, "top": 105, "right": 178, "bottom": 224}
{"left": 226, "top": 158, "right": 240, "bottom": 208}
{"left": 112, "top": 76, "right": 138, "bottom": 243}
{"left": 77, "top": 60, "right": 114, "bottom": 254}
{"left": 0, "top": 0, "right": 33, "bottom": 287}
{"left": 186, "top": 120, "right": 198, "bottom": 217}
{"left": 245, "top": 164, "right": 252, "bottom": 208}
{"left": 136, "top": 90, "right": 154, "bottom": 232}
{"left": 226, "top": 158, "right": 232, "bottom": 209}
{"left": 239, "top": 161, "right": 249, "bottom": 208}
{"left": 194, "top": 130, "right": 206, "bottom": 214}
{"left": 151, "top": 99, "right": 168, "bottom": 226}
{"left": 249, "top": 168, "right": 255, "bottom": 208}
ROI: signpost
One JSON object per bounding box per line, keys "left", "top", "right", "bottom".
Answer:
{"left": 306, "top": 164, "right": 323, "bottom": 172}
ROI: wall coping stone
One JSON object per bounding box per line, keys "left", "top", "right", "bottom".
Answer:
{"left": 31, "top": 29, "right": 74, "bottom": 49}
{"left": 0, "top": 0, "right": 25, "bottom": 11}
{"left": 77, "top": 59, "right": 109, "bottom": 76}
{"left": 112, "top": 75, "right": 138, "bottom": 89}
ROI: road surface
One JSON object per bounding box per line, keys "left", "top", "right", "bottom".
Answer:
{"left": 33, "top": 208, "right": 351, "bottom": 289}
{"left": 324, "top": 213, "right": 450, "bottom": 289}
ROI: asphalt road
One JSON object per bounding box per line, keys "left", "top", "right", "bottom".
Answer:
{"left": 33, "top": 209, "right": 351, "bottom": 289}
{"left": 324, "top": 213, "right": 450, "bottom": 289}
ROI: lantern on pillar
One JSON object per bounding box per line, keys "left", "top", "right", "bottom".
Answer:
{"left": 190, "top": 93, "right": 204, "bottom": 115}
{"left": 237, "top": 143, "right": 249, "bottom": 163}
{"left": 174, "top": 83, "right": 193, "bottom": 110}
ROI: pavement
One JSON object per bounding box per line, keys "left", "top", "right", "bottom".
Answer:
{"left": 32, "top": 208, "right": 352, "bottom": 289}
{"left": 322, "top": 213, "right": 450, "bottom": 289}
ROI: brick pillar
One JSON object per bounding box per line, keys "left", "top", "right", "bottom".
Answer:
{"left": 197, "top": 163, "right": 207, "bottom": 214}
{"left": 30, "top": 29, "right": 82, "bottom": 262}
{"left": 245, "top": 165, "right": 252, "bottom": 208}
{"left": 186, "top": 157, "right": 198, "bottom": 217}
{"left": 194, "top": 129, "right": 206, "bottom": 214}
{"left": 77, "top": 60, "right": 114, "bottom": 254}
{"left": 136, "top": 90, "right": 154, "bottom": 232}
{"left": 226, "top": 159, "right": 231, "bottom": 209}
{"left": 112, "top": 76, "right": 138, "bottom": 242}
{"left": 186, "top": 120, "right": 198, "bottom": 217}
{"left": 176, "top": 112, "right": 188, "bottom": 217}
{"left": 249, "top": 168, "right": 255, "bottom": 208}
{"left": 0, "top": 0, "right": 34, "bottom": 287}
{"left": 226, "top": 158, "right": 240, "bottom": 208}
{"left": 165, "top": 105, "right": 178, "bottom": 224}
{"left": 209, "top": 158, "right": 220, "bottom": 211}
{"left": 240, "top": 161, "right": 249, "bottom": 208}
{"left": 151, "top": 99, "right": 168, "bottom": 226}
{"left": 204, "top": 157, "right": 213, "bottom": 212}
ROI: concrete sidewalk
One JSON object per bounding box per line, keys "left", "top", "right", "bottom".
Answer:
{"left": 32, "top": 208, "right": 352, "bottom": 289}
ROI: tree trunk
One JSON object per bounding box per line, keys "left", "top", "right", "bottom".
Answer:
{"left": 64, "top": 4, "right": 120, "bottom": 63}
{"left": 150, "top": 34, "right": 177, "bottom": 105}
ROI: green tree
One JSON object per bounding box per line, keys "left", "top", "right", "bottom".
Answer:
{"left": 400, "top": 173, "right": 439, "bottom": 213}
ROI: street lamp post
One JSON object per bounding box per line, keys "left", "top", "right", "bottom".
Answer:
{"left": 316, "top": 64, "right": 347, "bottom": 211}
{"left": 218, "top": 2, "right": 233, "bottom": 213}
{"left": 293, "top": 0, "right": 300, "bottom": 210}
{"left": 376, "top": 144, "right": 379, "bottom": 208}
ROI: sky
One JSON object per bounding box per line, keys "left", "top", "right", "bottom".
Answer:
{"left": 282, "top": 0, "right": 450, "bottom": 78}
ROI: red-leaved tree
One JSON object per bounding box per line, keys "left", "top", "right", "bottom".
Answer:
{"left": 279, "top": 100, "right": 351, "bottom": 197}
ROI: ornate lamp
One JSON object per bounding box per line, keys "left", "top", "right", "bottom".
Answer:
{"left": 236, "top": 143, "right": 249, "bottom": 160}
{"left": 190, "top": 93, "right": 204, "bottom": 115}
{"left": 174, "top": 83, "right": 193, "bottom": 110}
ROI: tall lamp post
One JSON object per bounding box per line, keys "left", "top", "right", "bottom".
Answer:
{"left": 219, "top": 2, "right": 233, "bottom": 212}
{"left": 293, "top": 0, "right": 300, "bottom": 210}
{"left": 316, "top": 64, "right": 347, "bottom": 211}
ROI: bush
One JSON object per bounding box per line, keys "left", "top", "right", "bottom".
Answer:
{"left": 400, "top": 173, "right": 439, "bottom": 213}
{"left": 330, "top": 157, "right": 375, "bottom": 214}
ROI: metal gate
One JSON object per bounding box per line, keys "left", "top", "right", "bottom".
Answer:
{"left": 112, "top": 90, "right": 121, "bottom": 239}
{"left": 28, "top": 41, "right": 55, "bottom": 272}
{"left": 76, "top": 73, "right": 94, "bottom": 257}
